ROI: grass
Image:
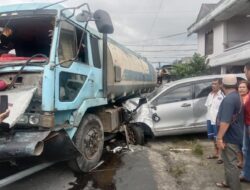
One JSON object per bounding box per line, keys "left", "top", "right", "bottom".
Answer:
{"left": 191, "top": 141, "right": 203, "bottom": 156}
{"left": 169, "top": 163, "right": 186, "bottom": 178}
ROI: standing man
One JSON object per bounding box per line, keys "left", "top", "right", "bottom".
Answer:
{"left": 205, "top": 78, "right": 224, "bottom": 163}
{"left": 216, "top": 74, "right": 243, "bottom": 190}
{"left": 240, "top": 63, "right": 250, "bottom": 182}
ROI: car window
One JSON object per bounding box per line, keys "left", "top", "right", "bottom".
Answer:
{"left": 147, "top": 84, "right": 169, "bottom": 100}
{"left": 156, "top": 84, "right": 192, "bottom": 104}
{"left": 194, "top": 81, "right": 212, "bottom": 98}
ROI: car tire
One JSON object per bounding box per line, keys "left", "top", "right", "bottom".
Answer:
{"left": 127, "top": 124, "right": 145, "bottom": 145}
{"left": 68, "top": 114, "right": 104, "bottom": 173}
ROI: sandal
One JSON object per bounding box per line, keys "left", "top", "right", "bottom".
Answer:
{"left": 215, "top": 182, "right": 229, "bottom": 188}
{"left": 237, "top": 163, "right": 243, "bottom": 169}
{"left": 207, "top": 155, "right": 218, "bottom": 159}
{"left": 217, "top": 159, "right": 223, "bottom": 164}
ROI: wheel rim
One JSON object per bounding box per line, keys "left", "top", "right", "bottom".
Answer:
{"left": 128, "top": 127, "right": 136, "bottom": 144}
{"left": 83, "top": 124, "right": 102, "bottom": 160}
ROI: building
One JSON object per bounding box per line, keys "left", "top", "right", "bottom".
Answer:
{"left": 188, "top": 0, "right": 250, "bottom": 74}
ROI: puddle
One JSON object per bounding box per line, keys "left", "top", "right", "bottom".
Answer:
{"left": 68, "top": 152, "right": 123, "bottom": 190}
{"left": 68, "top": 138, "right": 127, "bottom": 190}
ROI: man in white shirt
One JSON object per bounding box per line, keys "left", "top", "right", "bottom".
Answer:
{"left": 205, "top": 78, "right": 225, "bottom": 163}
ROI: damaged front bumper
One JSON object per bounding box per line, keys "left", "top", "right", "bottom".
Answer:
{"left": 123, "top": 98, "right": 154, "bottom": 130}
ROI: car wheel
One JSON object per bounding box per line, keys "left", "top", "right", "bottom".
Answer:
{"left": 127, "top": 124, "right": 145, "bottom": 145}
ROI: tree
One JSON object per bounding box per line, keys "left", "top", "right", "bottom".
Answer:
{"left": 170, "top": 53, "right": 208, "bottom": 79}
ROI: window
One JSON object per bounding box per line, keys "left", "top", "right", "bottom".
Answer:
{"left": 90, "top": 35, "right": 101, "bottom": 68}
{"left": 58, "top": 21, "right": 77, "bottom": 67}
{"left": 58, "top": 21, "right": 90, "bottom": 67}
{"left": 205, "top": 30, "right": 213, "bottom": 55}
{"left": 76, "top": 27, "right": 88, "bottom": 64}
{"left": 59, "top": 72, "right": 87, "bottom": 101}
{"left": 6, "top": 17, "right": 55, "bottom": 58}
{"left": 194, "top": 81, "right": 212, "bottom": 98}
{"left": 156, "top": 84, "right": 192, "bottom": 105}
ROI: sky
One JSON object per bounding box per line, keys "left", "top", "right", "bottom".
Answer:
{"left": 1, "top": 0, "right": 220, "bottom": 67}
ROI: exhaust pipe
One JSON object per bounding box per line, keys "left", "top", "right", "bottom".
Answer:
{"left": 0, "top": 131, "right": 50, "bottom": 159}
{"left": 0, "top": 130, "right": 81, "bottom": 161}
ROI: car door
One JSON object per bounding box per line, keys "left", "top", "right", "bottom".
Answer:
{"left": 151, "top": 83, "right": 193, "bottom": 135}
{"left": 192, "top": 80, "right": 212, "bottom": 129}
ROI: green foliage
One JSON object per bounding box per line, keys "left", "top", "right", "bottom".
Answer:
{"left": 171, "top": 53, "right": 208, "bottom": 79}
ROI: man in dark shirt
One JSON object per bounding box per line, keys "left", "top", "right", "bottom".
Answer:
{"left": 216, "top": 74, "right": 243, "bottom": 190}
{"left": 0, "top": 27, "right": 13, "bottom": 54}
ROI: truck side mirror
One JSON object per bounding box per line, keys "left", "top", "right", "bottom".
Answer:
{"left": 93, "top": 10, "right": 114, "bottom": 34}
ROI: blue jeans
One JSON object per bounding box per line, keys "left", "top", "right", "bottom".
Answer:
{"left": 206, "top": 120, "right": 217, "bottom": 140}
{"left": 241, "top": 125, "right": 250, "bottom": 181}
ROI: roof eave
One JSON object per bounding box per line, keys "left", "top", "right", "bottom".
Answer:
{"left": 188, "top": 0, "right": 248, "bottom": 36}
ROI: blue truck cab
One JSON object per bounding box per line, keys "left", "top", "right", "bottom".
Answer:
{"left": 0, "top": 2, "right": 156, "bottom": 172}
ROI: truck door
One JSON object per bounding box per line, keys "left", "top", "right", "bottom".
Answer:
{"left": 55, "top": 21, "right": 102, "bottom": 110}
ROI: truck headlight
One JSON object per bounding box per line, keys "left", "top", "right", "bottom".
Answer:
{"left": 29, "top": 114, "right": 40, "bottom": 125}
{"left": 18, "top": 115, "right": 29, "bottom": 124}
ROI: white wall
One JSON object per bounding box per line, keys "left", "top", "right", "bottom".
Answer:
{"left": 213, "top": 23, "right": 226, "bottom": 55}
{"left": 226, "top": 16, "right": 250, "bottom": 48}
{"left": 197, "top": 32, "right": 205, "bottom": 56}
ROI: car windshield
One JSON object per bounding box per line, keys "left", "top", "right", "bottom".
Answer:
{"left": 147, "top": 84, "right": 170, "bottom": 100}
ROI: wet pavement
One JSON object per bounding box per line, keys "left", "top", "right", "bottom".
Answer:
{"left": 1, "top": 134, "right": 250, "bottom": 190}
{"left": 1, "top": 144, "right": 158, "bottom": 190}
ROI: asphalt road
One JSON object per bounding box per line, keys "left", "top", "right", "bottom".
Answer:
{"left": 1, "top": 134, "right": 250, "bottom": 190}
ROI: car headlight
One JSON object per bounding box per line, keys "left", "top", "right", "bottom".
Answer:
{"left": 29, "top": 114, "right": 40, "bottom": 125}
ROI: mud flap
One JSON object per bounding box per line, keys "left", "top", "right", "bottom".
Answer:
{"left": 41, "top": 130, "right": 81, "bottom": 161}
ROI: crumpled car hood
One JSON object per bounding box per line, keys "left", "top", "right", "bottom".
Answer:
{"left": 123, "top": 97, "right": 154, "bottom": 130}
{"left": 122, "top": 97, "right": 141, "bottom": 111}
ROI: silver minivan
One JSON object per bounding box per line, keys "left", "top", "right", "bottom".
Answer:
{"left": 124, "top": 74, "right": 246, "bottom": 144}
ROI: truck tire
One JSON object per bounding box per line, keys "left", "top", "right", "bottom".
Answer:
{"left": 127, "top": 124, "right": 145, "bottom": 145}
{"left": 68, "top": 114, "right": 104, "bottom": 173}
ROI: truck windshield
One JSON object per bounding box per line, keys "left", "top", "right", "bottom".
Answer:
{"left": 0, "top": 14, "right": 56, "bottom": 64}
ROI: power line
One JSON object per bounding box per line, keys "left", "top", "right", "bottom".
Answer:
{"left": 149, "top": 62, "right": 173, "bottom": 64}
{"left": 148, "top": 57, "right": 190, "bottom": 59}
{"left": 146, "top": 55, "right": 193, "bottom": 57}
{"left": 147, "top": 0, "right": 164, "bottom": 37}
{"left": 135, "top": 49, "right": 197, "bottom": 52}
{"left": 123, "top": 32, "right": 188, "bottom": 44}
{"left": 126, "top": 44, "right": 197, "bottom": 47}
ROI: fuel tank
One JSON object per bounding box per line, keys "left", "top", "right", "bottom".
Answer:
{"left": 107, "top": 40, "right": 157, "bottom": 101}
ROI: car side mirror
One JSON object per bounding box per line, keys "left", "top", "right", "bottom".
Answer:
{"left": 151, "top": 105, "right": 157, "bottom": 110}
{"left": 138, "top": 97, "right": 147, "bottom": 107}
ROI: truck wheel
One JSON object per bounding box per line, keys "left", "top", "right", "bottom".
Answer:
{"left": 127, "top": 125, "right": 145, "bottom": 145}
{"left": 69, "top": 114, "right": 104, "bottom": 172}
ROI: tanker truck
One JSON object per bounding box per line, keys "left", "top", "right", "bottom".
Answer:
{"left": 0, "top": 2, "right": 156, "bottom": 172}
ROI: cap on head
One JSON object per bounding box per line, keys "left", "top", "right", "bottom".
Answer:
{"left": 222, "top": 74, "right": 237, "bottom": 86}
